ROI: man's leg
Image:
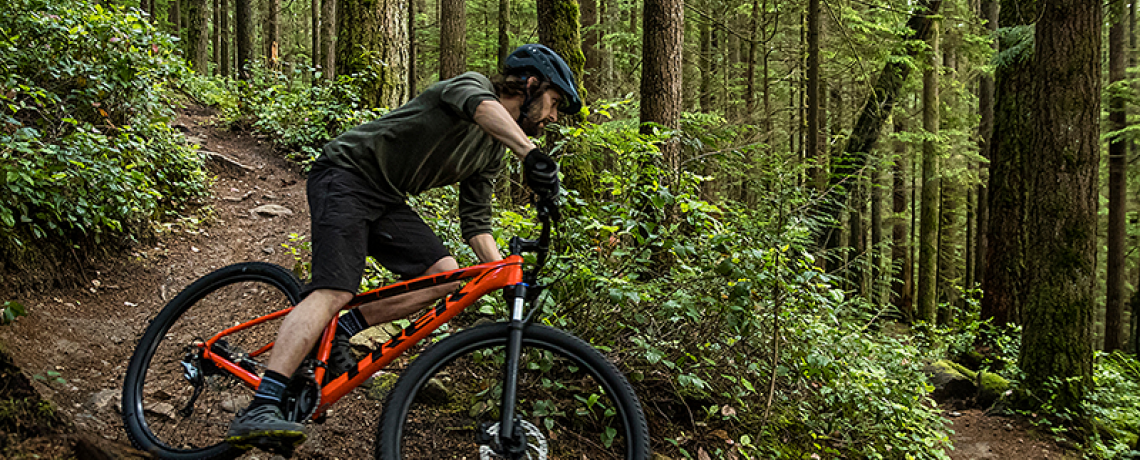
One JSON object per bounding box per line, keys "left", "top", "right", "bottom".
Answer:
{"left": 356, "top": 256, "right": 461, "bottom": 325}
{"left": 227, "top": 289, "right": 353, "bottom": 447}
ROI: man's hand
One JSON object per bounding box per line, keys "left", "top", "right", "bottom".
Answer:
{"left": 523, "top": 148, "right": 560, "bottom": 199}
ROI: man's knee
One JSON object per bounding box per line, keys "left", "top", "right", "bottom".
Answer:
{"left": 304, "top": 289, "right": 355, "bottom": 313}
{"left": 422, "top": 256, "right": 459, "bottom": 276}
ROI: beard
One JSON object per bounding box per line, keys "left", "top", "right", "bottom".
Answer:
{"left": 517, "top": 99, "right": 546, "bottom": 136}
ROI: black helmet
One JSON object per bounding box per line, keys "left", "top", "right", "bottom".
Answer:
{"left": 505, "top": 44, "right": 583, "bottom": 114}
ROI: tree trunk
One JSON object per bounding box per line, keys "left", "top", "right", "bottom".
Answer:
{"left": 265, "top": 0, "right": 280, "bottom": 67}
{"left": 975, "top": 0, "right": 996, "bottom": 288}
{"left": 213, "top": 0, "right": 221, "bottom": 75}
{"left": 498, "top": 0, "right": 511, "bottom": 69}
{"left": 186, "top": 0, "right": 209, "bottom": 73}
{"left": 871, "top": 154, "right": 883, "bottom": 304}
{"left": 321, "top": 0, "right": 336, "bottom": 79}
{"left": 1021, "top": 0, "right": 1100, "bottom": 414}
{"left": 1106, "top": 0, "right": 1127, "bottom": 352}
{"left": 699, "top": 13, "right": 711, "bottom": 112}
{"left": 408, "top": 0, "right": 417, "bottom": 97}
{"left": 744, "top": 0, "right": 760, "bottom": 120}
{"left": 439, "top": 0, "right": 466, "bottom": 79}
{"left": 600, "top": 0, "right": 616, "bottom": 98}
{"left": 170, "top": 0, "right": 182, "bottom": 40}
{"left": 581, "top": 0, "right": 599, "bottom": 98}
{"left": 538, "top": 0, "right": 587, "bottom": 105}
{"left": 235, "top": 0, "right": 253, "bottom": 79}
{"left": 892, "top": 120, "right": 914, "bottom": 318}
{"left": 917, "top": 20, "right": 940, "bottom": 324}
{"left": 337, "top": 0, "right": 409, "bottom": 108}
{"left": 639, "top": 0, "right": 683, "bottom": 168}
{"left": 982, "top": 0, "right": 1035, "bottom": 327}
{"left": 817, "top": 0, "right": 942, "bottom": 253}
{"left": 312, "top": 0, "right": 320, "bottom": 69}
{"left": 806, "top": 0, "right": 820, "bottom": 187}
{"left": 220, "top": 0, "right": 231, "bottom": 76}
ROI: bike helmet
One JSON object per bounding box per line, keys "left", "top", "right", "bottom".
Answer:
{"left": 505, "top": 44, "right": 583, "bottom": 114}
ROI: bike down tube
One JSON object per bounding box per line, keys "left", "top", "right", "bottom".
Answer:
{"left": 316, "top": 256, "right": 525, "bottom": 413}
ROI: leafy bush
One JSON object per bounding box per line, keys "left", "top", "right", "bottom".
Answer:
{"left": 0, "top": 0, "right": 207, "bottom": 248}
{"left": 182, "top": 62, "right": 388, "bottom": 164}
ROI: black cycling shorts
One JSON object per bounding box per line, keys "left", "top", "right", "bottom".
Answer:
{"left": 304, "top": 163, "right": 451, "bottom": 296}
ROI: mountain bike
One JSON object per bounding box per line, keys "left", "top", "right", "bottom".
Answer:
{"left": 121, "top": 200, "right": 650, "bottom": 459}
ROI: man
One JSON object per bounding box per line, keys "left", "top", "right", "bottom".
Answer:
{"left": 226, "top": 44, "right": 581, "bottom": 448}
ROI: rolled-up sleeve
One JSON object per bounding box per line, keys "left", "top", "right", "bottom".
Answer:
{"left": 440, "top": 72, "right": 500, "bottom": 121}
{"left": 458, "top": 157, "right": 502, "bottom": 240}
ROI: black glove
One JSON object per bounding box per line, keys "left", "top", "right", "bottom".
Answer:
{"left": 523, "top": 148, "right": 560, "bottom": 199}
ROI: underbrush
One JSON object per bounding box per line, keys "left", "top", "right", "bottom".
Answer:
{"left": 0, "top": 0, "right": 208, "bottom": 254}
{"left": 181, "top": 63, "right": 388, "bottom": 165}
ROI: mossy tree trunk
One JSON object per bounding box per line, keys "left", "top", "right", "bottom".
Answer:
{"left": 538, "top": 0, "right": 587, "bottom": 105}
{"left": 981, "top": 0, "right": 1036, "bottom": 327}
{"left": 321, "top": 0, "right": 336, "bottom": 80}
{"left": 917, "top": 20, "right": 940, "bottom": 324}
{"left": 974, "top": 0, "right": 996, "bottom": 289}
{"left": 1020, "top": 0, "right": 1100, "bottom": 414}
{"left": 337, "top": 0, "right": 409, "bottom": 109}
{"left": 185, "top": 0, "right": 209, "bottom": 74}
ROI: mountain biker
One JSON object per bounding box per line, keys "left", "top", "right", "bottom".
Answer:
{"left": 226, "top": 44, "right": 582, "bottom": 448}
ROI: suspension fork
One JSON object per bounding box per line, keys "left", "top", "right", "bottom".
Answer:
{"left": 498, "top": 283, "right": 531, "bottom": 456}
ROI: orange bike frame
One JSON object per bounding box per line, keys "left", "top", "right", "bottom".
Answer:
{"left": 199, "top": 255, "right": 525, "bottom": 417}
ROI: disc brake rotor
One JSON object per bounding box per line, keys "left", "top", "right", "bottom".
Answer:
{"left": 479, "top": 420, "right": 548, "bottom": 460}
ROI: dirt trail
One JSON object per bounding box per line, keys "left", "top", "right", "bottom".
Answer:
{"left": 0, "top": 107, "right": 1077, "bottom": 459}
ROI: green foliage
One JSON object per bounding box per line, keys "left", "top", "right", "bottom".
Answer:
{"left": 1079, "top": 352, "right": 1140, "bottom": 458}
{"left": 0, "top": 0, "right": 208, "bottom": 248}
{"left": 0, "top": 301, "right": 25, "bottom": 325}
{"left": 182, "top": 62, "right": 388, "bottom": 164}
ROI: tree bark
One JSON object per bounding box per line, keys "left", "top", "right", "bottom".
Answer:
{"left": 817, "top": 0, "right": 942, "bottom": 253}
{"left": 313, "top": 0, "right": 320, "bottom": 69}
{"left": 538, "top": 0, "right": 587, "bottom": 104}
{"left": 265, "top": 0, "right": 280, "bottom": 67}
{"left": 982, "top": 0, "right": 1035, "bottom": 327}
{"left": 185, "top": 0, "right": 209, "bottom": 73}
{"left": 337, "top": 0, "right": 409, "bottom": 108}
{"left": 220, "top": 0, "right": 231, "bottom": 76}
{"left": 170, "top": 0, "right": 182, "bottom": 40}
{"left": 213, "top": 0, "right": 221, "bottom": 75}
{"left": 321, "top": 0, "right": 336, "bottom": 80}
{"left": 498, "top": 0, "right": 511, "bottom": 69}
{"left": 1020, "top": 0, "right": 1100, "bottom": 414}
{"left": 917, "top": 20, "right": 940, "bottom": 324}
{"left": 639, "top": 0, "right": 683, "bottom": 168}
{"left": 408, "top": 0, "right": 417, "bottom": 97}
{"left": 806, "top": 0, "right": 820, "bottom": 187}
{"left": 892, "top": 120, "right": 914, "bottom": 317}
{"left": 439, "top": 0, "right": 467, "bottom": 79}
{"left": 235, "top": 0, "right": 253, "bottom": 79}
{"left": 581, "top": 0, "right": 599, "bottom": 98}
{"left": 699, "top": 12, "right": 711, "bottom": 112}
{"left": 975, "top": 0, "right": 996, "bottom": 288}
{"left": 1106, "top": 0, "right": 1127, "bottom": 352}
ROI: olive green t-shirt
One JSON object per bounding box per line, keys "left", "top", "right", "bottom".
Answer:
{"left": 320, "top": 72, "right": 505, "bottom": 240}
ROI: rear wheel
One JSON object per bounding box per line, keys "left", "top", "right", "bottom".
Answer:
{"left": 376, "top": 323, "right": 650, "bottom": 460}
{"left": 122, "top": 262, "right": 302, "bottom": 459}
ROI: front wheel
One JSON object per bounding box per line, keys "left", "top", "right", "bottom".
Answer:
{"left": 376, "top": 323, "right": 650, "bottom": 460}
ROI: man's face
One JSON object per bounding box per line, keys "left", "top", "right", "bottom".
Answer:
{"left": 518, "top": 87, "right": 563, "bottom": 137}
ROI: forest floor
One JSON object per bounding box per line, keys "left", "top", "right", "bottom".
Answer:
{"left": 0, "top": 106, "right": 1081, "bottom": 459}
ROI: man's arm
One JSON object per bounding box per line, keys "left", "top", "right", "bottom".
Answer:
{"left": 473, "top": 100, "right": 535, "bottom": 161}
{"left": 468, "top": 233, "right": 502, "bottom": 263}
